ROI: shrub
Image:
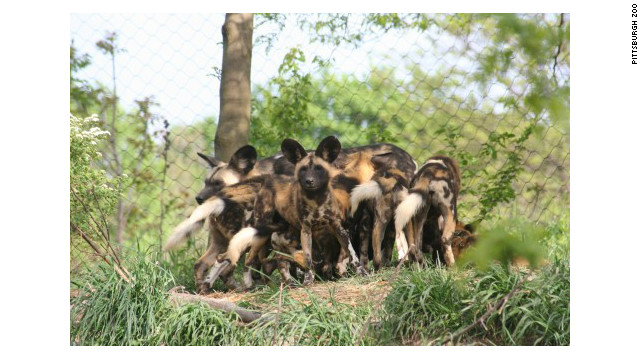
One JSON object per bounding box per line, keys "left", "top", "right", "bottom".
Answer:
{"left": 70, "top": 114, "right": 123, "bottom": 268}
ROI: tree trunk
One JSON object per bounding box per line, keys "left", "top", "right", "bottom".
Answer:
{"left": 214, "top": 13, "right": 254, "bottom": 162}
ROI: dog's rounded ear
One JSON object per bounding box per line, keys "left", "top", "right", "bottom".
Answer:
{"left": 316, "top": 135, "right": 341, "bottom": 163}
{"left": 197, "top": 152, "right": 221, "bottom": 168}
{"left": 465, "top": 220, "right": 480, "bottom": 234}
{"left": 281, "top": 139, "right": 308, "bottom": 164}
{"left": 370, "top": 152, "right": 394, "bottom": 171}
{"left": 228, "top": 145, "right": 258, "bottom": 175}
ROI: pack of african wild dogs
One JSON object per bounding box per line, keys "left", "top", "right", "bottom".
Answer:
{"left": 164, "top": 136, "right": 477, "bottom": 294}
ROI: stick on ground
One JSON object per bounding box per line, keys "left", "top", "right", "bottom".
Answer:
{"left": 168, "top": 288, "right": 265, "bottom": 323}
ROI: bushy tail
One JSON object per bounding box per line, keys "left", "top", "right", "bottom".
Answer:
{"left": 224, "top": 227, "right": 259, "bottom": 264}
{"left": 349, "top": 180, "right": 383, "bottom": 216}
{"left": 394, "top": 192, "right": 426, "bottom": 232}
{"left": 163, "top": 197, "right": 226, "bottom": 251}
{"left": 393, "top": 191, "right": 427, "bottom": 260}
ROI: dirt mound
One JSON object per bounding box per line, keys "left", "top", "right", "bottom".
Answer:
{"left": 203, "top": 279, "right": 391, "bottom": 310}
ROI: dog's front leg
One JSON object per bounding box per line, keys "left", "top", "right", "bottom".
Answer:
{"left": 300, "top": 226, "right": 315, "bottom": 286}
{"left": 194, "top": 228, "right": 226, "bottom": 294}
{"left": 243, "top": 235, "right": 269, "bottom": 288}
{"left": 438, "top": 203, "right": 456, "bottom": 267}
{"left": 331, "top": 219, "right": 365, "bottom": 276}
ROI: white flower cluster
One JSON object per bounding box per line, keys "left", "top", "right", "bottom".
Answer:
{"left": 70, "top": 114, "right": 111, "bottom": 141}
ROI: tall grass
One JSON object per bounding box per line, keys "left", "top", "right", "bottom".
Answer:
{"left": 151, "top": 303, "right": 246, "bottom": 345}
{"left": 70, "top": 257, "right": 175, "bottom": 345}
{"left": 377, "top": 216, "right": 570, "bottom": 346}
{"left": 376, "top": 261, "right": 569, "bottom": 345}
{"left": 251, "top": 288, "right": 375, "bottom": 345}
{"left": 70, "top": 218, "right": 569, "bottom": 346}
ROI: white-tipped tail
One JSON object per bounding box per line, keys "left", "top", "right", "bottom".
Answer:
{"left": 190, "top": 198, "right": 225, "bottom": 221}
{"left": 395, "top": 230, "right": 409, "bottom": 260}
{"left": 226, "top": 227, "right": 258, "bottom": 263}
{"left": 163, "top": 198, "right": 225, "bottom": 251}
{"left": 394, "top": 192, "right": 425, "bottom": 231}
{"left": 349, "top": 180, "right": 383, "bottom": 216}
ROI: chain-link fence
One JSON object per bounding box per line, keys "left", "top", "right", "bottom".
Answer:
{"left": 70, "top": 13, "right": 569, "bottom": 261}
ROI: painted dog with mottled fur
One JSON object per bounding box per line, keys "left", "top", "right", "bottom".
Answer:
{"left": 166, "top": 145, "right": 295, "bottom": 293}
{"left": 422, "top": 219, "right": 477, "bottom": 264}
{"left": 394, "top": 155, "right": 461, "bottom": 266}
{"left": 204, "top": 136, "right": 364, "bottom": 286}
{"left": 348, "top": 161, "right": 415, "bottom": 270}
{"left": 175, "top": 140, "right": 416, "bottom": 290}
{"left": 208, "top": 138, "right": 421, "bottom": 287}
{"left": 164, "top": 175, "right": 270, "bottom": 292}
{"left": 195, "top": 145, "right": 294, "bottom": 204}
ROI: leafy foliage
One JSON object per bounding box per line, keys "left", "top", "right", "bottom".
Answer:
{"left": 457, "top": 219, "right": 546, "bottom": 271}
{"left": 71, "top": 33, "right": 172, "bottom": 247}
{"left": 70, "top": 45, "right": 103, "bottom": 115}
{"left": 251, "top": 46, "right": 315, "bottom": 156}
{"left": 70, "top": 114, "right": 122, "bottom": 250}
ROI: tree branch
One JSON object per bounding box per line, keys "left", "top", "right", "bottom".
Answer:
{"left": 167, "top": 287, "right": 268, "bottom": 323}
{"left": 71, "top": 186, "right": 123, "bottom": 267}
{"left": 70, "top": 221, "right": 130, "bottom": 283}
{"left": 70, "top": 187, "right": 109, "bottom": 247}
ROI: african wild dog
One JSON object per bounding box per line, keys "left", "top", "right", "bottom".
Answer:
{"left": 164, "top": 175, "right": 270, "bottom": 293}
{"left": 260, "top": 227, "right": 342, "bottom": 284}
{"left": 189, "top": 140, "right": 416, "bottom": 289}
{"left": 205, "top": 136, "right": 369, "bottom": 287}
{"left": 166, "top": 145, "right": 294, "bottom": 293}
{"left": 422, "top": 219, "right": 477, "bottom": 264}
{"left": 394, "top": 155, "right": 461, "bottom": 266}
{"left": 195, "top": 145, "right": 294, "bottom": 204}
{"left": 348, "top": 158, "right": 415, "bottom": 270}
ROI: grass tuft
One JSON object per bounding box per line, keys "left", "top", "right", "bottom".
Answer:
{"left": 71, "top": 218, "right": 570, "bottom": 346}
{"left": 70, "top": 257, "right": 175, "bottom": 345}
{"left": 151, "top": 303, "right": 246, "bottom": 345}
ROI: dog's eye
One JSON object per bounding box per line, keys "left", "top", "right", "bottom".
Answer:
{"left": 314, "top": 165, "right": 323, "bottom": 171}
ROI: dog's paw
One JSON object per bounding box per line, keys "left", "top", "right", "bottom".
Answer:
{"left": 356, "top": 265, "right": 369, "bottom": 277}
{"left": 302, "top": 271, "right": 315, "bottom": 286}
{"left": 196, "top": 283, "right": 210, "bottom": 295}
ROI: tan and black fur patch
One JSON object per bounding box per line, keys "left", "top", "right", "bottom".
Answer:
{"left": 191, "top": 175, "right": 269, "bottom": 293}
{"left": 422, "top": 219, "right": 477, "bottom": 263}
{"left": 351, "top": 160, "right": 415, "bottom": 270}
{"left": 192, "top": 141, "right": 416, "bottom": 289}
{"left": 250, "top": 142, "right": 416, "bottom": 282}
{"left": 397, "top": 155, "right": 462, "bottom": 266}
{"left": 195, "top": 145, "right": 294, "bottom": 204}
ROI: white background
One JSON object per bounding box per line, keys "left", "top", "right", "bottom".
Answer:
{"left": 0, "top": 0, "right": 638, "bottom": 357}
